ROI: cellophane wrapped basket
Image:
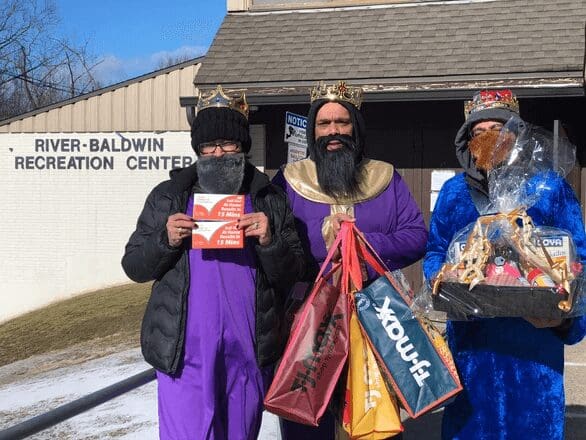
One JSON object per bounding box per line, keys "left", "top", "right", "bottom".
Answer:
{"left": 419, "top": 117, "right": 586, "bottom": 319}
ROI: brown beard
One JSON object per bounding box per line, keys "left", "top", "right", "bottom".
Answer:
{"left": 468, "top": 130, "right": 516, "bottom": 171}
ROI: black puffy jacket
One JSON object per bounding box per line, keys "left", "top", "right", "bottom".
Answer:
{"left": 122, "top": 162, "right": 309, "bottom": 374}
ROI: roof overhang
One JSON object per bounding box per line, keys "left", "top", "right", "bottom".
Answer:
{"left": 181, "top": 72, "right": 585, "bottom": 112}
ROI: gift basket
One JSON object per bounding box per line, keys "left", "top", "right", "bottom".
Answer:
{"left": 426, "top": 117, "right": 585, "bottom": 319}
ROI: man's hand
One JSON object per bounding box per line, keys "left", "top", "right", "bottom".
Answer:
{"left": 331, "top": 213, "right": 355, "bottom": 236}
{"left": 238, "top": 212, "right": 272, "bottom": 246}
{"left": 166, "top": 213, "right": 197, "bottom": 248}
{"left": 329, "top": 213, "right": 355, "bottom": 261}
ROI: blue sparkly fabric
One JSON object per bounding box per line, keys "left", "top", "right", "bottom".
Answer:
{"left": 424, "top": 172, "right": 586, "bottom": 440}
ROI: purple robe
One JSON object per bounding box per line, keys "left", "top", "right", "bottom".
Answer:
{"left": 273, "top": 168, "right": 427, "bottom": 271}
{"left": 273, "top": 167, "right": 427, "bottom": 439}
{"left": 156, "top": 195, "right": 271, "bottom": 440}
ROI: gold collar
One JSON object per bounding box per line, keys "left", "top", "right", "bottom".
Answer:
{"left": 283, "top": 158, "right": 393, "bottom": 204}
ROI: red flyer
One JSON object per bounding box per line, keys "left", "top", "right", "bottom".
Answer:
{"left": 192, "top": 221, "right": 243, "bottom": 249}
{"left": 193, "top": 194, "right": 244, "bottom": 220}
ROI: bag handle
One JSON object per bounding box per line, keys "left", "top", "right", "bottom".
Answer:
{"left": 352, "top": 224, "right": 390, "bottom": 274}
{"left": 341, "top": 222, "right": 363, "bottom": 293}
{"left": 313, "top": 226, "right": 346, "bottom": 283}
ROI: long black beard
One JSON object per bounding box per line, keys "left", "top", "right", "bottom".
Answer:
{"left": 313, "top": 134, "right": 363, "bottom": 199}
{"left": 196, "top": 153, "right": 246, "bottom": 194}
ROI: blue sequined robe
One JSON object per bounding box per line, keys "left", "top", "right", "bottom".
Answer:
{"left": 423, "top": 172, "right": 586, "bottom": 440}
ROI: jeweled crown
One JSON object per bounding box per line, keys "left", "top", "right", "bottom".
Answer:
{"left": 310, "top": 80, "right": 363, "bottom": 109}
{"left": 196, "top": 85, "right": 249, "bottom": 119}
{"left": 464, "top": 89, "right": 519, "bottom": 119}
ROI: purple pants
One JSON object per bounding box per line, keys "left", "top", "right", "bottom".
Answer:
{"left": 157, "top": 196, "right": 271, "bottom": 439}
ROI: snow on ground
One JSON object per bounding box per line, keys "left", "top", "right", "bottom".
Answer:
{"left": 2, "top": 345, "right": 583, "bottom": 439}
{"left": 0, "top": 347, "right": 280, "bottom": 439}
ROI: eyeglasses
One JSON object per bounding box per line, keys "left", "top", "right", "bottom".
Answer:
{"left": 471, "top": 122, "right": 504, "bottom": 138}
{"left": 198, "top": 140, "right": 241, "bottom": 155}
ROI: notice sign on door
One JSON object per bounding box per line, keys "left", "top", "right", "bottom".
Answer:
{"left": 284, "top": 111, "right": 308, "bottom": 163}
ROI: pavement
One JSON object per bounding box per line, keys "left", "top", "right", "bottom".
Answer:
{"left": 0, "top": 341, "right": 584, "bottom": 439}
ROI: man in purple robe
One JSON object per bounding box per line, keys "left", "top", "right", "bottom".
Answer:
{"left": 273, "top": 80, "right": 428, "bottom": 439}
{"left": 122, "top": 85, "right": 309, "bottom": 439}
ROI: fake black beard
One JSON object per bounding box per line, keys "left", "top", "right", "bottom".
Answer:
{"left": 313, "top": 134, "right": 363, "bottom": 199}
{"left": 196, "top": 153, "right": 246, "bottom": 194}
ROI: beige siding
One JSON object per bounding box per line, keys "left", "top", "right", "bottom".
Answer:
{"left": 22, "top": 115, "right": 33, "bottom": 132}
{"left": 33, "top": 113, "right": 47, "bottom": 132}
{"left": 180, "top": 66, "right": 197, "bottom": 96}
{"left": 126, "top": 83, "right": 139, "bottom": 131}
{"left": 111, "top": 87, "right": 126, "bottom": 132}
{"left": 153, "top": 74, "right": 167, "bottom": 129}
{"left": 98, "top": 92, "right": 112, "bottom": 131}
{"left": 47, "top": 107, "right": 59, "bottom": 130}
{"left": 72, "top": 100, "right": 85, "bottom": 131}
{"left": 86, "top": 95, "right": 99, "bottom": 131}
{"left": 59, "top": 105, "right": 73, "bottom": 132}
{"left": 0, "top": 63, "right": 200, "bottom": 133}
{"left": 166, "top": 69, "right": 182, "bottom": 129}
{"left": 137, "top": 80, "right": 153, "bottom": 131}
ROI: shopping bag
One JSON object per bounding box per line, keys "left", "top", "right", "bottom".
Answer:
{"left": 342, "top": 310, "right": 402, "bottom": 439}
{"left": 264, "top": 233, "right": 350, "bottom": 426}
{"left": 333, "top": 223, "right": 461, "bottom": 419}
{"left": 355, "top": 274, "right": 462, "bottom": 418}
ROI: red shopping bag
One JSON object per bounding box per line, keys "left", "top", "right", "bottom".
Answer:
{"left": 264, "top": 231, "right": 351, "bottom": 426}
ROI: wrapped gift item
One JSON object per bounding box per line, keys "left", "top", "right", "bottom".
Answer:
{"left": 424, "top": 117, "right": 585, "bottom": 319}
{"left": 431, "top": 210, "right": 584, "bottom": 318}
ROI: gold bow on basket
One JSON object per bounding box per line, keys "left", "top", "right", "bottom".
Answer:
{"left": 432, "top": 208, "right": 576, "bottom": 312}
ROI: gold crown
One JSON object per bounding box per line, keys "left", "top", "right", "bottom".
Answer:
{"left": 196, "top": 85, "right": 249, "bottom": 119}
{"left": 464, "top": 89, "right": 519, "bottom": 120}
{"left": 310, "top": 81, "right": 363, "bottom": 109}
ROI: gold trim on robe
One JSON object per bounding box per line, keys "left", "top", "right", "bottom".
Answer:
{"left": 283, "top": 158, "right": 394, "bottom": 251}
{"left": 283, "top": 158, "right": 393, "bottom": 205}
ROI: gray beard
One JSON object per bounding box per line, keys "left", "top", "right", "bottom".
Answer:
{"left": 196, "top": 153, "right": 246, "bottom": 194}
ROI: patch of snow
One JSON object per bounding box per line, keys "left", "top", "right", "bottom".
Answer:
{"left": 0, "top": 348, "right": 280, "bottom": 439}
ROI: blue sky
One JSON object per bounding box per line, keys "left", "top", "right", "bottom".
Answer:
{"left": 55, "top": 1, "right": 227, "bottom": 85}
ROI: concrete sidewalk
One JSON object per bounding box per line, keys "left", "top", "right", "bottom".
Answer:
{"left": 0, "top": 342, "right": 583, "bottom": 439}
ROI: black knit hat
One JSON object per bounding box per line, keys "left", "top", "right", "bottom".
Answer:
{"left": 190, "top": 107, "right": 251, "bottom": 155}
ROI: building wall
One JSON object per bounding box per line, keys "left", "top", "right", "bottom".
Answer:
{"left": 0, "top": 62, "right": 203, "bottom": 322}
{"left": 0, "top": 131, "right": 194, "bottom": 322}
{"left": 0, "top": 64, "right": 199, "bottom": 134}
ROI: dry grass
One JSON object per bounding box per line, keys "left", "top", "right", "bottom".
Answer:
{"left": 0, "top": 283, "right": 151, "bottom": 367}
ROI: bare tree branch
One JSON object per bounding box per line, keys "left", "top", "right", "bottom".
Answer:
{"left": 0, "top": 0, "right": 102, "bottom": 119}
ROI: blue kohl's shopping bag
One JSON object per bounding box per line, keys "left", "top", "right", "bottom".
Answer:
{"left": 355, "top": 274, "right": 462, "bottom": 419}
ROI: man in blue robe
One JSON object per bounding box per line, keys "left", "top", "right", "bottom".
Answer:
{"left": 424, "top": 89, "right": 586, "bottom": 440}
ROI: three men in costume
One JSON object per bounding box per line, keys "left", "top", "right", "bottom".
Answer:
{"left": 273, "top": 80, "right": 428, "bottom": 438}
{"left": 122, "top": 86, "right": 309, "bottom": 440}
{"left": 424, "top": 89, "right": 586, "bottom": 439}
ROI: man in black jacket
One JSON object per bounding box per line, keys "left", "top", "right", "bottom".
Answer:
{"left": 122, "top": 85, "right": 308, "bottom": 440}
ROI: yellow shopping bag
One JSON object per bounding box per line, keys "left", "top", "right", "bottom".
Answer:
{"left": 342, "top": 311, "right": 403, "bottom": 439}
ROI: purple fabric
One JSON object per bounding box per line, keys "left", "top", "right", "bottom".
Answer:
{"left": 156, "top": 195, "right": 272, "bottom": 440}
{"left": 274, "top": 168, "right": 427, "bottom": 272}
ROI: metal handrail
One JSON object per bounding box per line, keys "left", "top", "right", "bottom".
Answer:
{"left": 0, "top": 368, "right": 156, "bottom": 440}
